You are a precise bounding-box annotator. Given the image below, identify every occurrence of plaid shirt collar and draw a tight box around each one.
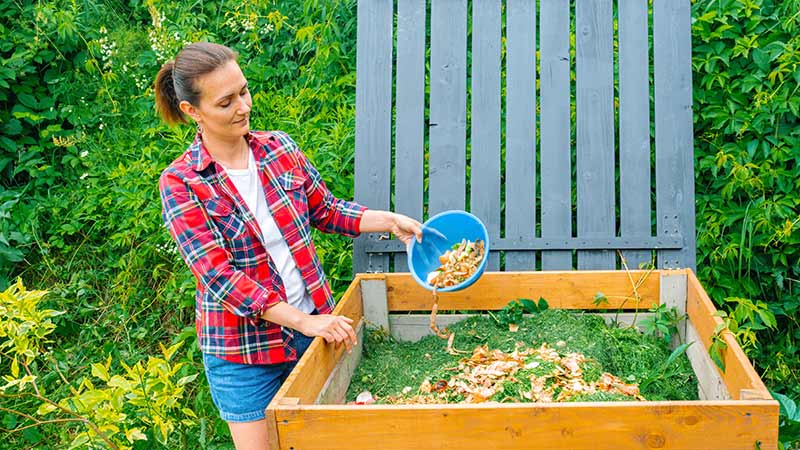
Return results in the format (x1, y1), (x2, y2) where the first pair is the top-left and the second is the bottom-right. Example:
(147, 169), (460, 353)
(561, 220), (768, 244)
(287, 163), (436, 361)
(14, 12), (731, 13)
(189, 131), (268, 172)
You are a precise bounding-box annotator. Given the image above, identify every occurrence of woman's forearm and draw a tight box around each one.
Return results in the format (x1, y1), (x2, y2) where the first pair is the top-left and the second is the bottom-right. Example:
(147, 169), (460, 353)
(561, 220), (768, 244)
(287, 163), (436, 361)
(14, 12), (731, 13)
(359, 209), (397, 233)
(260, 302), (308, 331)
(359, 209), (423, 245)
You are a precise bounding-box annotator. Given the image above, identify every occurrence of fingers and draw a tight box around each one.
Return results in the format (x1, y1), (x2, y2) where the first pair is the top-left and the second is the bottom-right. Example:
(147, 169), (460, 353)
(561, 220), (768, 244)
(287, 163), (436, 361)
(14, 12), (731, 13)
(343, 322), (358, 347)
(308, 315), (357, 352)
(332, 318), (357, 351)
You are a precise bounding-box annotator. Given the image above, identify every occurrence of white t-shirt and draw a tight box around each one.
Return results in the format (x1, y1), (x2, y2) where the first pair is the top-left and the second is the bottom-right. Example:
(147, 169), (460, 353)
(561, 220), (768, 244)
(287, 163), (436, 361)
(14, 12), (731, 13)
(221, 151), (316, 314)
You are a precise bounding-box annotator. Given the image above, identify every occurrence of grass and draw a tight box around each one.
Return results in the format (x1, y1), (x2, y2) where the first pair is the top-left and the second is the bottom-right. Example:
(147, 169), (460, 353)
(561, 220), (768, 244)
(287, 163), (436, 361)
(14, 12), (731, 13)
(346, 309), (698, 403)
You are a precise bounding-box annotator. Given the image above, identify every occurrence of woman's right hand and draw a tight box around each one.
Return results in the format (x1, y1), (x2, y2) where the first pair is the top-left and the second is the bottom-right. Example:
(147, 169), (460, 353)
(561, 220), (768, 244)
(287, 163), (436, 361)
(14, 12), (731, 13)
(299, 314), (358, 351)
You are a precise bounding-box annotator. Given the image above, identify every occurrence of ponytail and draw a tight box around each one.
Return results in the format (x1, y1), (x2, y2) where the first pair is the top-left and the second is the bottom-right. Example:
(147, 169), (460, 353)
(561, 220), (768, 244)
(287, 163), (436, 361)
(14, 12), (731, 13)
(154, 60), (186, 125)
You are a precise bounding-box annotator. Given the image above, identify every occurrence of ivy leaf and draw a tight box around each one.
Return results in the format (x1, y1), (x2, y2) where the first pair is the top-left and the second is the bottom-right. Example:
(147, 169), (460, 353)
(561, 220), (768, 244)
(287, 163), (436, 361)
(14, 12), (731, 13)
(752, 48), (771, 72)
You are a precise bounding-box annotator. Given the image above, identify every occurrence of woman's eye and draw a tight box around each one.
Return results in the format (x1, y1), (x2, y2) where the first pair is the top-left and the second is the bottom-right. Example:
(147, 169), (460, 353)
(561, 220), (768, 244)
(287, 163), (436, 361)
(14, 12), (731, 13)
(220, 101), (231, 108)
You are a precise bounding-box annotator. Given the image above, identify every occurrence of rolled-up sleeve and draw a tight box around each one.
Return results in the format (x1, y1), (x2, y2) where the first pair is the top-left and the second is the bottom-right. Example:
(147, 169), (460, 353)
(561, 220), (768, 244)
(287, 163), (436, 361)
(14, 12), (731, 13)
(159, 170), (282, 325)
(290, 141), (367, 237)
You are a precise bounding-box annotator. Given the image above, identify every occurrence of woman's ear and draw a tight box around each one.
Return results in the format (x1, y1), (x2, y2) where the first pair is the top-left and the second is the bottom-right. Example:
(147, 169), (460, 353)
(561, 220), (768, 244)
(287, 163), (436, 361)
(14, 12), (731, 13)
(179, 100), (201, 122)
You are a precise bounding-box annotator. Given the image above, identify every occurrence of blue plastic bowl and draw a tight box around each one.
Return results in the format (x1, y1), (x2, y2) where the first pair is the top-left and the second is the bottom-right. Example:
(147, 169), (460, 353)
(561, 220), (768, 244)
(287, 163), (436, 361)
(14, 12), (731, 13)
(407, 210), (490, 292)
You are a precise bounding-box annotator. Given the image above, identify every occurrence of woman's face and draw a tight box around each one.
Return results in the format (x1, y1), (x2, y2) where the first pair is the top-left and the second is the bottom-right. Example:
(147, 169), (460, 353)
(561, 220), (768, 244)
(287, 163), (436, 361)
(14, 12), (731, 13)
(188, 60), (252, 139)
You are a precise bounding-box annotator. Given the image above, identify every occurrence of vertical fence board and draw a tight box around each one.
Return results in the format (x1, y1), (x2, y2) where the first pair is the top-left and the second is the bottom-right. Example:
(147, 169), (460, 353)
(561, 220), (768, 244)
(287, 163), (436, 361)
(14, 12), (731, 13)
(505, 0), (537, 271)
(619, 0), (652, 269)
(429, 0), (468, 216)
(576, 0), (615, 269)
(540, 0), (572, 270)
(354, 0), (393, 274)
(394, 0), (427, 272)
(654, 0), (696, 270)
(471, 0), (502, 270)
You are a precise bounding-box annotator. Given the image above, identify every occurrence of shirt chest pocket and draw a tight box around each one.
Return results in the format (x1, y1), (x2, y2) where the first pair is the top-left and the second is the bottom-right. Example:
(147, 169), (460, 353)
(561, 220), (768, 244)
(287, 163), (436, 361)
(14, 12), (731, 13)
(203, 197), (247, 240)
(277, 168), (309, 220)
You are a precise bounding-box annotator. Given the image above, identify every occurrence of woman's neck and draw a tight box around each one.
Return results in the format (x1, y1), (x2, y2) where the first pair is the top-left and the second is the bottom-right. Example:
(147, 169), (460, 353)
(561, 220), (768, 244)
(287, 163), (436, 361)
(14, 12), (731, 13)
(202, 132), (249, 170)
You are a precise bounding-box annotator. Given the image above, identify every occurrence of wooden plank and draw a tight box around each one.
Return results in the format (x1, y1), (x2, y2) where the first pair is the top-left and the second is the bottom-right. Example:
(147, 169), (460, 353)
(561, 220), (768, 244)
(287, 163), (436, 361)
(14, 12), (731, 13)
(271, 276), (365, 405)
(654, 0), (696, 270)
(685, 319), (730, 400)
(390, 312), (656, 343)
(685, 271), (772, 400)
(618, 0), (653, 269)
(354, 0), (393, 274)
(428, 0), (467, 215)
(383, 271), (660, 311)
(470, 0), (502, 271)
(265, 407), (280, 450)
(539, 0), (572, 270)
(576, 0), (615, 270)
(504, 0), (537, 271)
(659, 271), (688, 347)
(317, 323), (365, 404)
(274, 401), (778, 450)
(394, 0), (426, 272)
(361, 279), (389, 331)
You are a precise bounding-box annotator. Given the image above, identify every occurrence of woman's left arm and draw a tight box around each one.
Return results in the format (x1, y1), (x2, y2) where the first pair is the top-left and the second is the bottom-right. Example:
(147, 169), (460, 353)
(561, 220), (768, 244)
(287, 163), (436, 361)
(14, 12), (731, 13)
(280, 133), (423, 243)
(359, 210), (422, 245)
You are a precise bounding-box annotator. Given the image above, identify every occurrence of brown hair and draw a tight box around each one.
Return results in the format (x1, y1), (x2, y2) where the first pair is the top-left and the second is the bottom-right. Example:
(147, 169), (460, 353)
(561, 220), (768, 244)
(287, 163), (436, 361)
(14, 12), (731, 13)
(154, 42), (238, 125)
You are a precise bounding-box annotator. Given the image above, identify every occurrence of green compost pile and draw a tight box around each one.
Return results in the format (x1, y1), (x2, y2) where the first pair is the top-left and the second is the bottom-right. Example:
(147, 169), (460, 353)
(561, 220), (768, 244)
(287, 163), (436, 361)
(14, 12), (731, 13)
(346, 308), (698, 404)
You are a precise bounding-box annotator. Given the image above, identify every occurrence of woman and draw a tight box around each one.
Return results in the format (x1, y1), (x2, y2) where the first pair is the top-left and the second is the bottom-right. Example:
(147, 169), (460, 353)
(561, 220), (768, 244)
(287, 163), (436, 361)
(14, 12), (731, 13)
(155, 42), (422, 449)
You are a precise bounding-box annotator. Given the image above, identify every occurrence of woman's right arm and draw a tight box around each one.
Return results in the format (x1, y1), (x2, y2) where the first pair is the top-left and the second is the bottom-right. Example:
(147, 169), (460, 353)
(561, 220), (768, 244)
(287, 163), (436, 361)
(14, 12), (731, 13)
(159, 170), (356, 349)
(160, 170), (282, 325)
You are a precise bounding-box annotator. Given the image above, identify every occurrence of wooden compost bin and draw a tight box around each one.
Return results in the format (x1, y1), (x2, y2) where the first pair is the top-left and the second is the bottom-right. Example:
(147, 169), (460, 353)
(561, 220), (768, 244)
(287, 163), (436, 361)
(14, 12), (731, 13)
(267, 270), (778, 450)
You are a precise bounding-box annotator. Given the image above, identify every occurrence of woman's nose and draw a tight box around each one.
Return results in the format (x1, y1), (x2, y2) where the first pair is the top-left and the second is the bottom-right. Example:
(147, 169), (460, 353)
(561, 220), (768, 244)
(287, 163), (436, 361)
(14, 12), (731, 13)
(237, 98), (251, 114)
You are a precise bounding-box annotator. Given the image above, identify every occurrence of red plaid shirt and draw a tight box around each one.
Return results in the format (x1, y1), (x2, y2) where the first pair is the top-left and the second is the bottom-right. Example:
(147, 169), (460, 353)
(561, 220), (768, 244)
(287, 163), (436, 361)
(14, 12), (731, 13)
(159, 130), (366, 364)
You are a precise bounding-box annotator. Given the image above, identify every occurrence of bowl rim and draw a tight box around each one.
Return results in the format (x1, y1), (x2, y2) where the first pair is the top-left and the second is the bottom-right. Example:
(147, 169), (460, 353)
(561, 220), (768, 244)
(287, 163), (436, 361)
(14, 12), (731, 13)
(406, 210), (490, 292)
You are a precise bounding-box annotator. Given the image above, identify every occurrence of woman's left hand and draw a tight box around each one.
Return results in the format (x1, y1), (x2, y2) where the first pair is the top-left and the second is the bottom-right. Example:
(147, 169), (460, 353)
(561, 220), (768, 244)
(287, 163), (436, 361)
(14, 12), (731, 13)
(389, 212), (423, 245)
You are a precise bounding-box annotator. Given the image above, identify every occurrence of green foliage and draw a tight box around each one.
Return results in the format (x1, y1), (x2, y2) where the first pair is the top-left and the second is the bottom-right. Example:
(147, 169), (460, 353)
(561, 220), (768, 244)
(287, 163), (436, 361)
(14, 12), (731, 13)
(0, 281), (198, 449)
(638, 342), (694, 393)
(639, 304), (686, 345)
(692, 2), (799, 442)
(773, 390), (800, 449)
(0, 279), (63, 367)
(2, 0), (360, 446)
(490, 298), (549, 329)
(692, 0), (800, 398)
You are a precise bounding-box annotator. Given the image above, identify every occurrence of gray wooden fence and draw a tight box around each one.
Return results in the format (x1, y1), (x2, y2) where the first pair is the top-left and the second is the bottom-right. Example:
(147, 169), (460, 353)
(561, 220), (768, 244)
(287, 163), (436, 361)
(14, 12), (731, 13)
(353, 0), (695, 274)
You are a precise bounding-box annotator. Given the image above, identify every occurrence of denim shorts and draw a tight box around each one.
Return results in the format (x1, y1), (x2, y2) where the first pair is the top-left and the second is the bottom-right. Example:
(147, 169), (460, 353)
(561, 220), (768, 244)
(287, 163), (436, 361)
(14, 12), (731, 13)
(202, 332), (314, 422)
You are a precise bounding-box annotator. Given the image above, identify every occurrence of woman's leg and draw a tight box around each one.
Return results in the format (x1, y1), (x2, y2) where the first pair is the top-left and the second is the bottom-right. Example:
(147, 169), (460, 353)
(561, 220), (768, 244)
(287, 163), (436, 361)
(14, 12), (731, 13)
(228, 420), (270, 450)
